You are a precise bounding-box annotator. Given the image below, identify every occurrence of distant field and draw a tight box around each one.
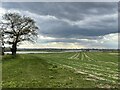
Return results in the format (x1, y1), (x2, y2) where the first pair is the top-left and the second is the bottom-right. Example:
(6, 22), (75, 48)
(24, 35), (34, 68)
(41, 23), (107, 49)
(2, 52), (119, 88)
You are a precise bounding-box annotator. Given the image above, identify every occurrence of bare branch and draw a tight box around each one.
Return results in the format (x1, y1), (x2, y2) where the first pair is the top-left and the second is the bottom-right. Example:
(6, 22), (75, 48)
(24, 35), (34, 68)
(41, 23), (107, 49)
(1, 13), (39, 55)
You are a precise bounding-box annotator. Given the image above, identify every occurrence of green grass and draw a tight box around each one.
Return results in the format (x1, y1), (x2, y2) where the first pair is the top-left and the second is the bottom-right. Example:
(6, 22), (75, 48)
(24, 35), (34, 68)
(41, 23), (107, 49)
(2, 52), (119, 88)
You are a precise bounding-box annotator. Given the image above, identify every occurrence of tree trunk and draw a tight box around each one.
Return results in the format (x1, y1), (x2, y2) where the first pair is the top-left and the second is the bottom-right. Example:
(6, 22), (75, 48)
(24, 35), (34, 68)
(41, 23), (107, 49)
(11, 43), (17, 55)
(2, 47), (5, 55)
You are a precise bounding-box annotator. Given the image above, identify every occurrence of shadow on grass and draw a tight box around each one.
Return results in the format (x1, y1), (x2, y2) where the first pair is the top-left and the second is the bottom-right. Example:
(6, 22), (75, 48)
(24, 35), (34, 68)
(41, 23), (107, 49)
(2, 54), (20, 61)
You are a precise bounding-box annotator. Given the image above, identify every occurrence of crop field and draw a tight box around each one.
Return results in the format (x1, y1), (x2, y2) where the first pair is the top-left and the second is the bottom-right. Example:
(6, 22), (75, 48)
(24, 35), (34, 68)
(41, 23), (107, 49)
(2, 52), (119, 88)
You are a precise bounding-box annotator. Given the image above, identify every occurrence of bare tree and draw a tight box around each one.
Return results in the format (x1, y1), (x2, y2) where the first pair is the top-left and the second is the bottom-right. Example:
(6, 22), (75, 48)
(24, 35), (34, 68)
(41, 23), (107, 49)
(2, 13), (38, 55)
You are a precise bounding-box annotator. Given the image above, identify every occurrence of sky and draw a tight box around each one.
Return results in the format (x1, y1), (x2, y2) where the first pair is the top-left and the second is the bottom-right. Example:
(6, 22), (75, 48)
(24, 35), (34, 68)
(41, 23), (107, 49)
(0, 2), (119, 49)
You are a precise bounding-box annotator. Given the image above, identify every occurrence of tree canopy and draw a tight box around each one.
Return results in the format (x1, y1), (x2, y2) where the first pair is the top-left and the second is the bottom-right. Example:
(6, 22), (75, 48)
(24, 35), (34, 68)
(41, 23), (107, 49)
(1, 13), (38, 55)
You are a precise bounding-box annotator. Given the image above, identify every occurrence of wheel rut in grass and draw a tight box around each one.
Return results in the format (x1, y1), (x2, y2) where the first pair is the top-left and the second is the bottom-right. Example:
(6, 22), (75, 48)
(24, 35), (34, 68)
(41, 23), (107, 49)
(68, 53), (80, 60)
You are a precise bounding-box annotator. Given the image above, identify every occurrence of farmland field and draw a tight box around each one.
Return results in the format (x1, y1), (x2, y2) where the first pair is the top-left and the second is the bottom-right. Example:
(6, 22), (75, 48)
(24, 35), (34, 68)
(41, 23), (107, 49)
(2, 52), (119, 88)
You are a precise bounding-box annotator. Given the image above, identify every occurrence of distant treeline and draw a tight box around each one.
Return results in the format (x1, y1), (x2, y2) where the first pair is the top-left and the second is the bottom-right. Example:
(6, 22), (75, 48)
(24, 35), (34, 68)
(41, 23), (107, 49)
(1, 47), (119, 52)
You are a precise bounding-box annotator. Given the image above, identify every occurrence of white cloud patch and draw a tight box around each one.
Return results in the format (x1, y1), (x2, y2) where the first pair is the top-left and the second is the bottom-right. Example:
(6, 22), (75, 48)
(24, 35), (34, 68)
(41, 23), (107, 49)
(19, 41), (85, 49)
(0, 7), (6, 21)
(18, 33), (118, 49)
(79, 33), (118, 49)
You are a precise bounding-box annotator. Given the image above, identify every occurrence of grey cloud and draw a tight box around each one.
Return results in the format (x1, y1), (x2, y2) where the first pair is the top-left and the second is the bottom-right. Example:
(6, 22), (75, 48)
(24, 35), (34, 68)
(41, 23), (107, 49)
(2, 2), (117, 21)
(2, 2), (118, 36)
(35, 16), (117, 39)
(2, 2), (118, 49)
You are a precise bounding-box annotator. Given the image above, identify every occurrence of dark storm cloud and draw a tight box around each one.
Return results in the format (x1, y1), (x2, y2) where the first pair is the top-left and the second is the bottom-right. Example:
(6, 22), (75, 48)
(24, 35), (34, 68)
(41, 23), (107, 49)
(2, 2), (117, 21)
(38, 20), (117, 39)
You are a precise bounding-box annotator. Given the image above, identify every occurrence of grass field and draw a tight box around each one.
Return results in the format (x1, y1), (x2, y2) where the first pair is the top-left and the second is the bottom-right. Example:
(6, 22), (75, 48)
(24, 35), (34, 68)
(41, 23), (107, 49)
(2, 52), (119, 88)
